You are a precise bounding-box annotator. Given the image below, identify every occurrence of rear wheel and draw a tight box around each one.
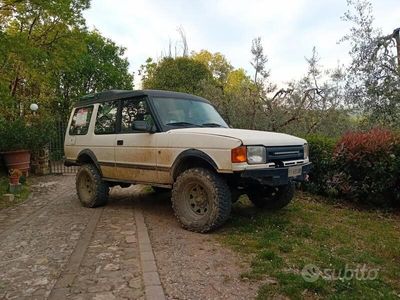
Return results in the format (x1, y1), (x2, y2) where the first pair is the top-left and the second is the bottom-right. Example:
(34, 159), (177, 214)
(76, 164), (109, 208)
(171, 168), (231, 233)
(247, 183), (295, 210)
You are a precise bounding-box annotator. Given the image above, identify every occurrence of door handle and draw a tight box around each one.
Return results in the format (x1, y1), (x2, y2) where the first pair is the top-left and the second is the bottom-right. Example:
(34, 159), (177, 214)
(117, 140), (124, 146)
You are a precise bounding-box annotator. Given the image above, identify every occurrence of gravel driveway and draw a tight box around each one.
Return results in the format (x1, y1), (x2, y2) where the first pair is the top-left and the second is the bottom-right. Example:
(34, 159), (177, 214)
(0, 175), (259, 300)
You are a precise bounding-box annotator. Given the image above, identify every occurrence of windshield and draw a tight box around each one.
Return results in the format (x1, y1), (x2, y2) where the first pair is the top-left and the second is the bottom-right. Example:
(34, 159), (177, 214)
(152, 97), (228, 128)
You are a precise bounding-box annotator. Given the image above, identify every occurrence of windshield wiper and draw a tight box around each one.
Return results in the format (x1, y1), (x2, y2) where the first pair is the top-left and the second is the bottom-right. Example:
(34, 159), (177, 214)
(202, 122), (224, 127)
(166, 121), (202, 127)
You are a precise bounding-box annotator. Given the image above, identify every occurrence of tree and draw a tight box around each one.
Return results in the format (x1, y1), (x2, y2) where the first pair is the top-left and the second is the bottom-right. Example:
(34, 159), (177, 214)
(141, 38), (353, 136)
(197, 68), (254, 127)
(341, 0), (400, 127)
(0, 0), (90, 117)
(225, 68), (250, 94)
(192, 50), (233, 85)
(177, 26), (188, 57)
(142, 56), (212, 94)
(268, 48), (350, 136)
(139, 57), (157, 85)
(250, 37), (270, 85)
(248, 37), (275, 129)
(0, 0), (133, 120)
(52, 30), (134, 118)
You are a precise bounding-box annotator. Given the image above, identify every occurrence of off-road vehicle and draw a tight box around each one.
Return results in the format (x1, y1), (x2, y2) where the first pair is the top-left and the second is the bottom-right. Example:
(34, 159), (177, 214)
(64, 90), (311, 232)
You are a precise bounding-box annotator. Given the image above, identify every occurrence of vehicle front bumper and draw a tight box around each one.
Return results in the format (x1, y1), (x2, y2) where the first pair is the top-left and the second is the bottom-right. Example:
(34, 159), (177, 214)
(240, 162), (312, 186)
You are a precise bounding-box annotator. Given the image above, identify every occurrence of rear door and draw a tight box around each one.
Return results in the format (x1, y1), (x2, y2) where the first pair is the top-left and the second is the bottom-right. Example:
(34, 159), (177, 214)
(91, 101), (118, 179)
(64, 106), (94, 159)
(114, 97), (158, 183)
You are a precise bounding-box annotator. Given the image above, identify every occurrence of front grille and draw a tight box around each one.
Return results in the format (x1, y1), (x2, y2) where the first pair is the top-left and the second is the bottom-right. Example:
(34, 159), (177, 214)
(266, 146), (304, 163)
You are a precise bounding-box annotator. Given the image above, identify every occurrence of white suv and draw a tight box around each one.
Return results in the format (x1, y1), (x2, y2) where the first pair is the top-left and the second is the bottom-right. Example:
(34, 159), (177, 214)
(64, 90), (311, 232)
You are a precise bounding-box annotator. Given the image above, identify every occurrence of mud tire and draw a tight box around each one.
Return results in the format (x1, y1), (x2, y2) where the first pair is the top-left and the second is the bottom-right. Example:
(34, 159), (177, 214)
(171, 168), (231, 233)
(76, 164), (109, 208)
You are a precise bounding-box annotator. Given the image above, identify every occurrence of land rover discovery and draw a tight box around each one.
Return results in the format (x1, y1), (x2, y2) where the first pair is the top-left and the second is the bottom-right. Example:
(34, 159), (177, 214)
(64, 90), (311, 232)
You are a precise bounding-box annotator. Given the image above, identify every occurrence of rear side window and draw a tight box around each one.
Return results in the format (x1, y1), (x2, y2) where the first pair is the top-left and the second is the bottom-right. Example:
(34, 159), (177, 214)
(95, 101), (118, 134)
(69, 106), (93, 135)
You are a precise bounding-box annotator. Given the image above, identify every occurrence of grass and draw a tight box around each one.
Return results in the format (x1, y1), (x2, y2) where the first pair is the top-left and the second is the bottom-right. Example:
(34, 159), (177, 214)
(218, 192), (400, 299)
(0, 176), (30, 209)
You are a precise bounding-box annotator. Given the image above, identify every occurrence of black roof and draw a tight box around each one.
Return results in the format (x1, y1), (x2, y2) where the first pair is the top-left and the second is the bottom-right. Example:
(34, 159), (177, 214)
(75, 89), (210, 107)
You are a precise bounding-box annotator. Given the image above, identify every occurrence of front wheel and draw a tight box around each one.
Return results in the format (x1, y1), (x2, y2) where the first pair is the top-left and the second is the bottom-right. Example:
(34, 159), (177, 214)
(76, 164), (109, 208)
(247, 183), (295, 210)
(171, 168), (232, 233)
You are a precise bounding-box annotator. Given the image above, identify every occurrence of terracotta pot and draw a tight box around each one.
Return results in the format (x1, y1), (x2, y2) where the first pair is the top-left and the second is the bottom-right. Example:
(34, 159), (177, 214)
(2, 150), (31, 175)
(9, 175), (20, 185)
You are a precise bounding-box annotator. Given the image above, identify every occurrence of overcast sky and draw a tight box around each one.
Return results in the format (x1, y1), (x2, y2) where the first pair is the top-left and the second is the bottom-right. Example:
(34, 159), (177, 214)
(83, 0), (400, 87)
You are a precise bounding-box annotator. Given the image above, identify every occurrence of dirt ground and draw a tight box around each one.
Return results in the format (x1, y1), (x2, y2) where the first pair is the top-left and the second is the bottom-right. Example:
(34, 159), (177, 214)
(0, 175), (259, 300)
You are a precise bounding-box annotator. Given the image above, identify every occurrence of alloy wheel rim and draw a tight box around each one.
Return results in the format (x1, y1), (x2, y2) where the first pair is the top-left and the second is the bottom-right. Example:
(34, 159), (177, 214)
(187, 183), (209, 216)
(79, 172), (94, 203)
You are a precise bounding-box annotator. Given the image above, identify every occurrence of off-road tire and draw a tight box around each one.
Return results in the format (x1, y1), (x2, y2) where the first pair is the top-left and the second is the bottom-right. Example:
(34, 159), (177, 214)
(248, 183), (295, 210)
(76, 164), (109, 208)
(171, 168), (232, 233)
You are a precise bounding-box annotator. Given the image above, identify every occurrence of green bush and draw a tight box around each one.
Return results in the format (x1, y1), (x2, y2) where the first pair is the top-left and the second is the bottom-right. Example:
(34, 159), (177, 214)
(0, 117), (55, 153)
(0, 118), (30, 151)
(303, 129), (400, 208)
(332, 129), (400, 207)
(29, 117), (56, 152)
(302, 135), (337, 195)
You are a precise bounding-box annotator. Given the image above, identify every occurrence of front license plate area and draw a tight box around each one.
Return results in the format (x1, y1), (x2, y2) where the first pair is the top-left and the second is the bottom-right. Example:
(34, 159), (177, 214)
(288, 166), (302, 177)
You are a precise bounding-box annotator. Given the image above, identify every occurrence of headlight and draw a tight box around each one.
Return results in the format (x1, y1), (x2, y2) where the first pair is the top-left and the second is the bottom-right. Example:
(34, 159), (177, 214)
(304, 143), (309, 159)
(247, 146), (266, 164)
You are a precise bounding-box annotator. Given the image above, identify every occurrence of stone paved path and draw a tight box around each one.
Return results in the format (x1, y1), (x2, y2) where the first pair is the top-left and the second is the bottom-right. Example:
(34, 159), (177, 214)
(0, 175), (259, 300)
(136, 192), (259, 300)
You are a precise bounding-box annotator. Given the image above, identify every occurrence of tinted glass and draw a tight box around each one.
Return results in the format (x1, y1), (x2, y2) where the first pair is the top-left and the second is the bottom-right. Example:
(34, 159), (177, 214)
(69, 106), (93, 135)
(121, 98), (154, 133)
(95, 101), (118, 134)
(152, 97), (228, 128)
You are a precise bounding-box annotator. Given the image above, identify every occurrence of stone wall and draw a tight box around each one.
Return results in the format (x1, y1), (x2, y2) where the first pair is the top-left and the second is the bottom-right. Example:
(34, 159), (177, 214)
(31, 147), (50, 175)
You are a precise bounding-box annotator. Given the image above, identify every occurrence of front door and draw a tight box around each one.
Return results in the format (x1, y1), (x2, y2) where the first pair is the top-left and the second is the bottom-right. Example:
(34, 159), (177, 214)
(114, 97), (158, 183)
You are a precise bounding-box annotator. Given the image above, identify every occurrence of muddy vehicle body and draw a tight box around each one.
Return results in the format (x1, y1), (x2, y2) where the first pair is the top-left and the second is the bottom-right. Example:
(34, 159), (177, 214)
(65, 90), (311, 232)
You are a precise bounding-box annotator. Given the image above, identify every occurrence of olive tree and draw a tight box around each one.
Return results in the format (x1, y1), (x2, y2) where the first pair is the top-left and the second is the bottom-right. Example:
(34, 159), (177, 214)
(341, 0), (400, 127)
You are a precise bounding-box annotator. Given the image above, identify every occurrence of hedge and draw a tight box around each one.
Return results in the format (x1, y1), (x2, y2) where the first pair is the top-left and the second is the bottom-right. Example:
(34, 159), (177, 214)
(303, 129), (400, 208)
(303, 135), (337, 196)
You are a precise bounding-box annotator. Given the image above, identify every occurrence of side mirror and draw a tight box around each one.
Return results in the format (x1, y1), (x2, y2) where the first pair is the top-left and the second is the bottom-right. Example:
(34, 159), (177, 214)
(132, 120), (155, 133)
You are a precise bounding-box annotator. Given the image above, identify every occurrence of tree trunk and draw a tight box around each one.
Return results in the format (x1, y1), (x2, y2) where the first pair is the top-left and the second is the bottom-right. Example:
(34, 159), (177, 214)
(393, 28), (400, 67)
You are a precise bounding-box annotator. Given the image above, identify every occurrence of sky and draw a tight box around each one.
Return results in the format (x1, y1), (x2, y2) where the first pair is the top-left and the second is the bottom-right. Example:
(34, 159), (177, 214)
(83, 0), (400, 87)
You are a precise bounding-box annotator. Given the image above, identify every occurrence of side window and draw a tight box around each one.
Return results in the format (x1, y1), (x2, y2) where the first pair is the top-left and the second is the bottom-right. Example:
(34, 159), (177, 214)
(121, 98), (154, 133)
(69, 106), (93, 135)
(95, 101), (118, 134)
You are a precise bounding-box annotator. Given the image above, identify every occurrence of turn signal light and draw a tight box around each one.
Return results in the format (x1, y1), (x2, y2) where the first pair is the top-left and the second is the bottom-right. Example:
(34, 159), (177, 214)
(231, 146), (247, 163)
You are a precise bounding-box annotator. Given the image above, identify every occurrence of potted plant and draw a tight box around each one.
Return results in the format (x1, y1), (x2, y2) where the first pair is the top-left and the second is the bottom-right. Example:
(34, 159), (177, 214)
(0, 118), (31, 175)
(8, 168), (22, 185)
(0, 114), (55, 176)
